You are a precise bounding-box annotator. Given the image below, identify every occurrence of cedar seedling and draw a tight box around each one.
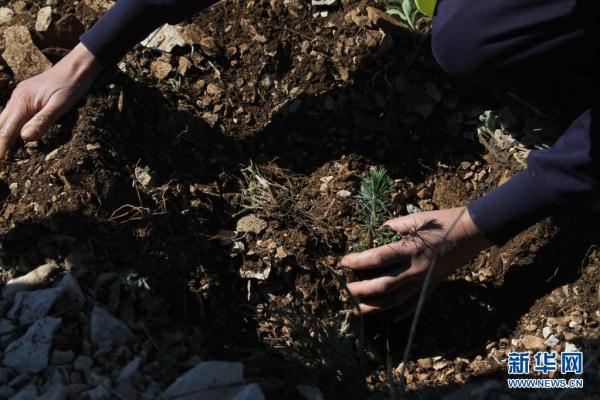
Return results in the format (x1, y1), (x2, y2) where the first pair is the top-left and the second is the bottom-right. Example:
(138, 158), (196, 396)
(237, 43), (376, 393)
(355, 168), (402, 249)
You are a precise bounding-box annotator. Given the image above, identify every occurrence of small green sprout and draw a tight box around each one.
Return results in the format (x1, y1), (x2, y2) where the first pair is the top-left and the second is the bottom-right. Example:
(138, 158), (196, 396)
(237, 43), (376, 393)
(383, 0), (423, 32)
(354, 168), (402, 249)
(167, 76), (184, 92)
(478, 110), (498, 137)
(122, 273), (151, 291)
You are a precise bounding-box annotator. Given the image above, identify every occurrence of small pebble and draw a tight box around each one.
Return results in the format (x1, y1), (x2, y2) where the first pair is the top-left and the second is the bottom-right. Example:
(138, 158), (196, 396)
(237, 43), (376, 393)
(51, 350), (75, 365)
(522, 335), (546, 351)
(70, 371), (84, 384)
(564, 342), (579, 352)
(542, 326), (552, 339)
(545, 335), (560, 347)
(568, 320), (579, 328)
(74, 355), (93, 372)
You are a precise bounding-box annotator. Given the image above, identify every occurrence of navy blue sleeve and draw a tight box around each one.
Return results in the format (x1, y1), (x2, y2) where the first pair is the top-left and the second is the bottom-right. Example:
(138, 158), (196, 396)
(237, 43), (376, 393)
(432, 0), (600, 244)
(468, 107), (600, 244)
(80, 0), (211, 66)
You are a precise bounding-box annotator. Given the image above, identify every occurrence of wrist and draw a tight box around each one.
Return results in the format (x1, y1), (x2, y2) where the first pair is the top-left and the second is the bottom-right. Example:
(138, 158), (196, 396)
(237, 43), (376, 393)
(461, 207), (493, 249)
(60, 43), (102, 82)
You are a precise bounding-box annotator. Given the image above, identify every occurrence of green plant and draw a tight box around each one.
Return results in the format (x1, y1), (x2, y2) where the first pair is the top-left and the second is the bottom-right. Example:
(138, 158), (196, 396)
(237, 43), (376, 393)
(478, 109), (498, 137)
(383, 0), (422, 31)
(238, 162), (293, 216)
(120, 272), (170, 323)
(122, 272), (151, 292)
(355, 168), (401, 249)
(167, 76), (184, 92)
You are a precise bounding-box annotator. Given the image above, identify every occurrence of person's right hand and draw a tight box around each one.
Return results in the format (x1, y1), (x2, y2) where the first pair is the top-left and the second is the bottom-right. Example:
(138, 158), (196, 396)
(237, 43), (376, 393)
(341, 207), (492, 318)
(0, 43), (101, 159)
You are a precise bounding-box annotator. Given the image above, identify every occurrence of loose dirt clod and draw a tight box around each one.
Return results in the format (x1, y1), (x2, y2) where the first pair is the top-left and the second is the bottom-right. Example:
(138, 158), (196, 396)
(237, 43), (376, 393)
(0, 8), (14, 25)
(141, 24), (186, 52)
(2, 25), (52, 80)
(35, 6), (52, 32)
(236, 214), (268, 235)
(521, 335), (546, 351)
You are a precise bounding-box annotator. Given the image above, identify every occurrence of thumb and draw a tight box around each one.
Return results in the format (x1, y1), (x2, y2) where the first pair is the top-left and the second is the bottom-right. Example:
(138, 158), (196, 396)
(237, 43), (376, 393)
(20, 97), (67, 142)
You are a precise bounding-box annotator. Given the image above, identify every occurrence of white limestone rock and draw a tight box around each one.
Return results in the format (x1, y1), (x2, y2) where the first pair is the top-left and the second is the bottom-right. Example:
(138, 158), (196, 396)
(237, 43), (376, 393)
(90, 306), (135, 346)
(3, 317), (61, 374)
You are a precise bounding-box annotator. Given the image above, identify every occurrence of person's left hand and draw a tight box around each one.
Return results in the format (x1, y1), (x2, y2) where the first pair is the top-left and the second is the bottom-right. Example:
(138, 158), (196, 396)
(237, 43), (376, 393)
(340, 207), (492, 318)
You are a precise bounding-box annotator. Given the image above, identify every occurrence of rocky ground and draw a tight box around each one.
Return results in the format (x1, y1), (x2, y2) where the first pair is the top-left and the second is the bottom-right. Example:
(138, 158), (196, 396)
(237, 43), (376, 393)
(0, 0), (598, 399)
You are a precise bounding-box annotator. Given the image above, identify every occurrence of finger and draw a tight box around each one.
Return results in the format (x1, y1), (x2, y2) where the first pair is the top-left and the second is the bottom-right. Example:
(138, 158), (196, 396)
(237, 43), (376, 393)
(0, 105), (34, 159)
(0, 85), (29, 131)
(347, 266), (414, 298)
(356, 282), (420, 315)
(341, 241), (411, 270)
(0, 106), (8, 128)
(0, 103), (15, 158)
(383, 214), (418, 233)
(21, 97), (67, 141)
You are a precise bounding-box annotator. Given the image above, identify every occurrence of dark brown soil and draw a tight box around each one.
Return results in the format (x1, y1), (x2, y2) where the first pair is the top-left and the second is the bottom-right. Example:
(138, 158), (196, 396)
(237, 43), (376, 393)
(0, 0), (598, 399)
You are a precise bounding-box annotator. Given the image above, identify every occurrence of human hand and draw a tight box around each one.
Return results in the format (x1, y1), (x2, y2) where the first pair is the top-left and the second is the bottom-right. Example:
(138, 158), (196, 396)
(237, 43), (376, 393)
(341, 207), (492, 317)
(0, 43), (101, 158)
